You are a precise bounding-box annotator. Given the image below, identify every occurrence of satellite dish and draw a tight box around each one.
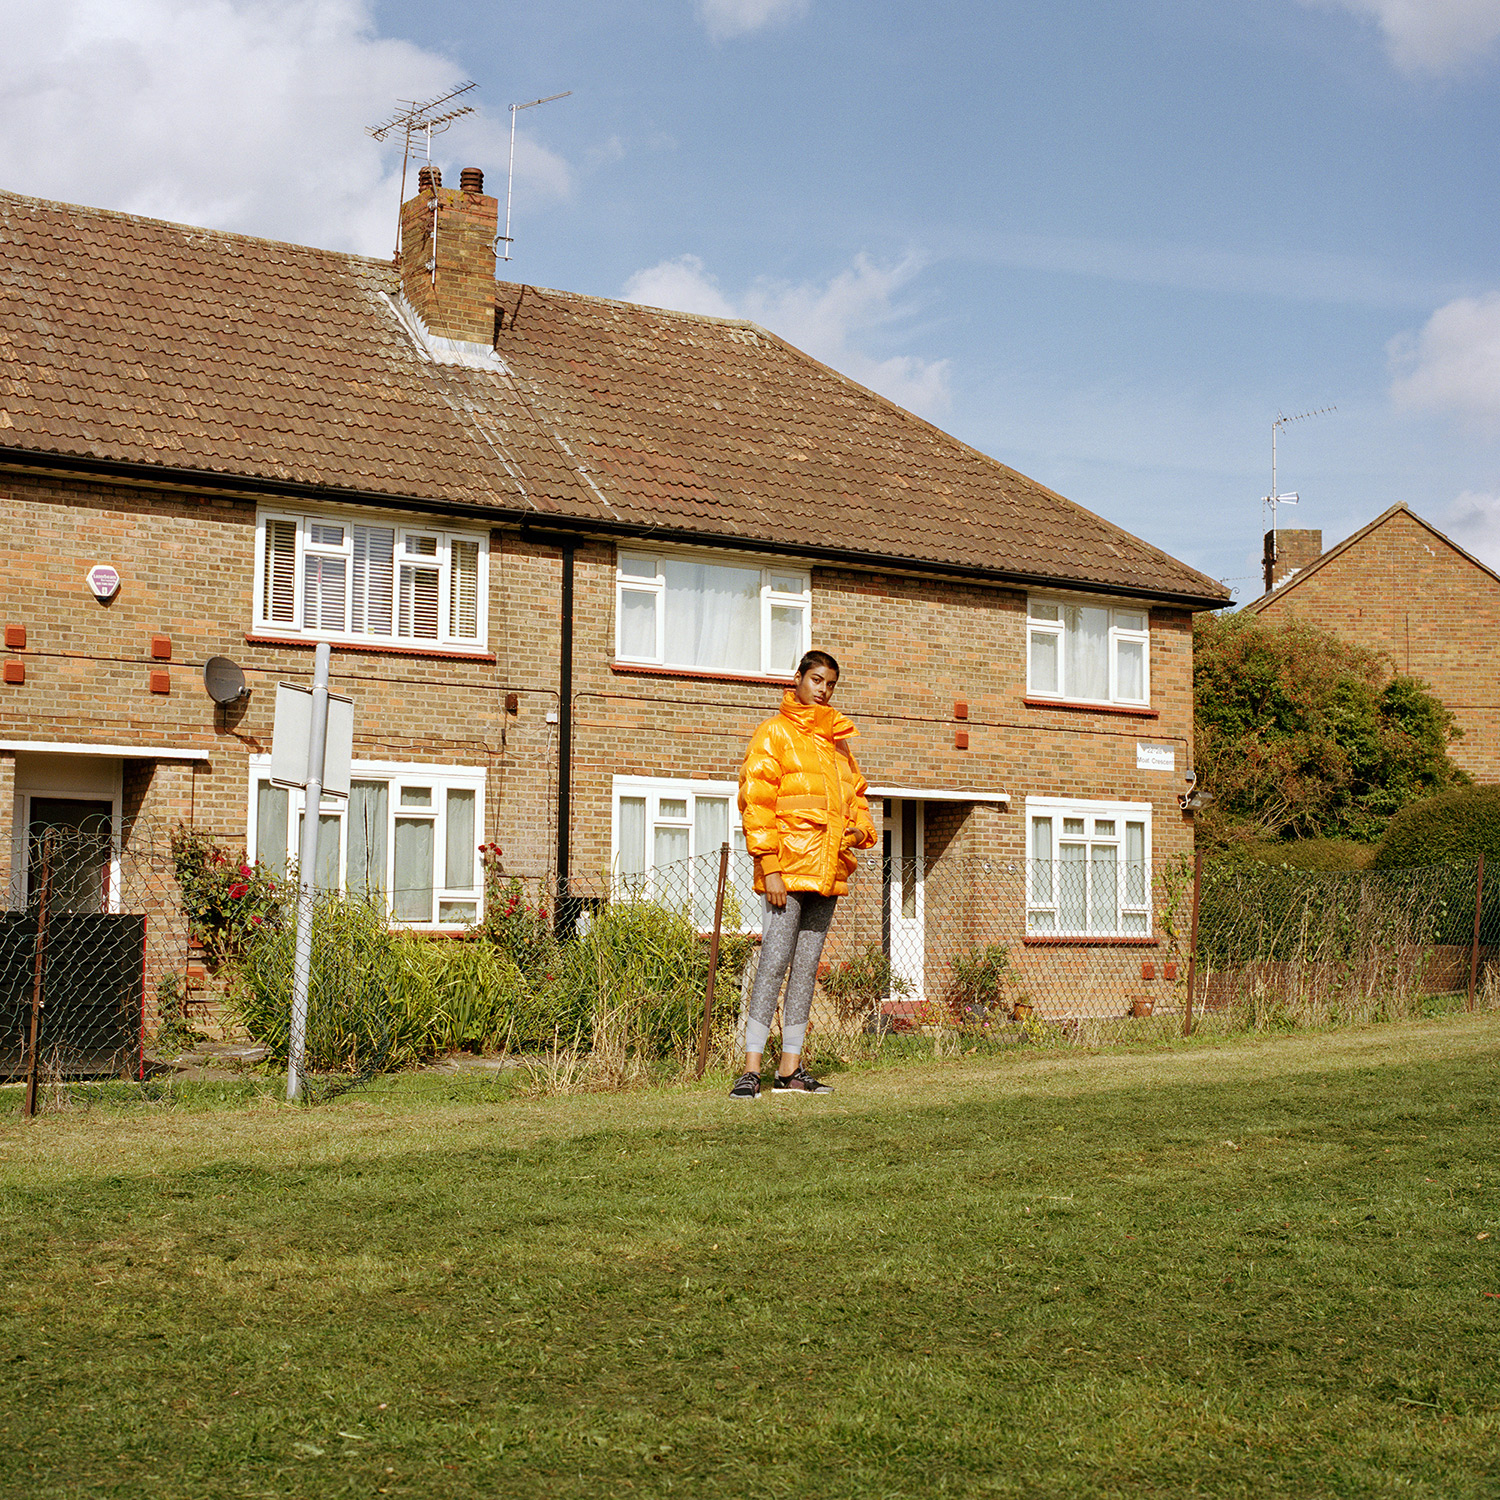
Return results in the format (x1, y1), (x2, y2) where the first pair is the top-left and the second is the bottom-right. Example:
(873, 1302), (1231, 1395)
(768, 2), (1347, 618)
(203, 656), (249, 705)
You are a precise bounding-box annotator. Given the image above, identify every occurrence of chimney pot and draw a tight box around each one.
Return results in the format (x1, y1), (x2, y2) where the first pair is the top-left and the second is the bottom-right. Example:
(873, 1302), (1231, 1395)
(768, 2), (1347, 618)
(460, 166), (484, 194)
(417, 165), (442, 194)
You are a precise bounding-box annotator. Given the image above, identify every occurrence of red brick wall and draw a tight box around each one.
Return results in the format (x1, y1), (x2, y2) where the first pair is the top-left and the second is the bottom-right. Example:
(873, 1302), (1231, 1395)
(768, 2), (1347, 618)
(399, 180), (500, 347)
(1252, 509), (1500, 782)
(0, 471), (1203, 1021)
(0, 473), (546, 859)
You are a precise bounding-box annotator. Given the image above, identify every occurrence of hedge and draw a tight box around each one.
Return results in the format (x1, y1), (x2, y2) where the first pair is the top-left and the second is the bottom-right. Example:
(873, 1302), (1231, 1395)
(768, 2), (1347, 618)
(1372, 785), (1500, 870)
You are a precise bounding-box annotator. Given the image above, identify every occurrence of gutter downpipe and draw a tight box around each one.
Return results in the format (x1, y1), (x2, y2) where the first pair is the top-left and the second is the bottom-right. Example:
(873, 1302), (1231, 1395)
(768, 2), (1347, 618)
(556, 538), (578, 939)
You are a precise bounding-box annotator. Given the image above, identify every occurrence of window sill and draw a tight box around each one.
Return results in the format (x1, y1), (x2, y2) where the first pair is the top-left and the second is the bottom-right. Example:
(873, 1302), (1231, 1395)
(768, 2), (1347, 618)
(1023, 935), (1159, 947)
(610, 662), (795, 688)
(1022, 696), (1159, 719)
(246, 634), (496, 664)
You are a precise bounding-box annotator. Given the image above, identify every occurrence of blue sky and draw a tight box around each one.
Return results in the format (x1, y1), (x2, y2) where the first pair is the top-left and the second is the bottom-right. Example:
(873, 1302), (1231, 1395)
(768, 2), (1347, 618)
(6, 0), (1500, 599)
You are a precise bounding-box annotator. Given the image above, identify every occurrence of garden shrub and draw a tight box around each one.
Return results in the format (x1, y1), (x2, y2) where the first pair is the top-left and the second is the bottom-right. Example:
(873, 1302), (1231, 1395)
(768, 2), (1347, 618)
(947, 941), (1027, 1027)
(232, 895), (566, 1072)
(820, 945), (911, 1026)
(1372, 785), (1500, 870)
(229, 882), (752, 1076)
(170, 826), (281, 967)
(562, 896), (752, 1060)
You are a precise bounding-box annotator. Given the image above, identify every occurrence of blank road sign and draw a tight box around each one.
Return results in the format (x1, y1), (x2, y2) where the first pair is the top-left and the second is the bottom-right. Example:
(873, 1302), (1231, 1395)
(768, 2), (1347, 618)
(269, 682), (355, 796)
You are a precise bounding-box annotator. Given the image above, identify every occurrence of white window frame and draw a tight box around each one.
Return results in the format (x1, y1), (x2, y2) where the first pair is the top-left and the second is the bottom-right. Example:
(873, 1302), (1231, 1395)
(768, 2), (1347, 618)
(1024, 796), (1152, 938)
(614, 546), (811, 678)
(253, 505), (489, 651)
(247, 757), (485, 930)
(1026, 595), (1150, 706)
(611, 775), (759, 931)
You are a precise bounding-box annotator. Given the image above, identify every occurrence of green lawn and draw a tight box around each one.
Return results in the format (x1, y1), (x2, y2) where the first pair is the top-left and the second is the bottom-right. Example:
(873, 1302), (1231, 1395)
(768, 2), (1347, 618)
(3, 1017), (1498, 1499)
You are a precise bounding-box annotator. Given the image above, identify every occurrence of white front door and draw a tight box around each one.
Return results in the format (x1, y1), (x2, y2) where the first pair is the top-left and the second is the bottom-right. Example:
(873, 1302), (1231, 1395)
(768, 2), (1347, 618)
(886, 798), (925, 1003)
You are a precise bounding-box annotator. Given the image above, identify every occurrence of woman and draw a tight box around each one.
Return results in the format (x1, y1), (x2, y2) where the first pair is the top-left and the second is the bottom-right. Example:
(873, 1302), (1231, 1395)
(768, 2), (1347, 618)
(730, 649), (877, 1098)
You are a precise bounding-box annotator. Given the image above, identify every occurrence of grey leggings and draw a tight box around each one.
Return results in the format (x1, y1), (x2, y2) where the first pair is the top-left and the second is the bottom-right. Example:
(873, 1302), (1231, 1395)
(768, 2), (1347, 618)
(744, 891), (837, 1058)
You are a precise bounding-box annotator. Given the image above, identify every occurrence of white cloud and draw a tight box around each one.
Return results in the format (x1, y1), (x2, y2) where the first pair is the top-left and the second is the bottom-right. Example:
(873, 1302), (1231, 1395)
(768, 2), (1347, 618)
(1303, 0), (1500, 74)
(0, 0), (571, 256)
(622, 254), (739, 318)
(697, 0), (810, 43)
(1389, 292), (1500, 428)
(621, 252), (952, 416)
(1443, 490), (1500, 569)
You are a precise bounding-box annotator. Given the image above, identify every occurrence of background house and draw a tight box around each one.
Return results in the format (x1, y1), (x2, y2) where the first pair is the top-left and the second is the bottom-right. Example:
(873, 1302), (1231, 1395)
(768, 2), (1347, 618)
(0, 170), (1229, 1028)
(1247, 505), (1500, 784)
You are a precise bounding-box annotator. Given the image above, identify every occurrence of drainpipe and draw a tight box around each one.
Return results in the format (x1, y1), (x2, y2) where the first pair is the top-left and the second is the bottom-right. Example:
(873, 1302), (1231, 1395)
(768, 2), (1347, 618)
(556, 538), (578, 939)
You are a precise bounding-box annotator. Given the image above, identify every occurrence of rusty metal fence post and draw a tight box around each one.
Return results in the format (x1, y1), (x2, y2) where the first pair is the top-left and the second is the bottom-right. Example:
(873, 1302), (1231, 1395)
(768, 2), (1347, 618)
(1182, 850), (1202, 1038)
(1468, 851), (1486, 1014)
(695, 842), (731, 1079)
(23, 833), (55, 1119)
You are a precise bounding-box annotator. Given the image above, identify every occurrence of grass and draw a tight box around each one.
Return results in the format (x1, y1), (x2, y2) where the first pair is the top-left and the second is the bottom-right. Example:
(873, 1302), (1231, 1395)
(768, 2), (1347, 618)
(2, 1015), (1498, 1498)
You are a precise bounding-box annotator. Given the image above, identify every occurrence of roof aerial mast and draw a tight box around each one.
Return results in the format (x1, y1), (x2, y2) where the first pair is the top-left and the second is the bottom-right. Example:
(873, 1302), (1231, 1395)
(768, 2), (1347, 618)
(367, 81), (479, 260)
(500, 91), (572, 262)
(1262, 405), (1335, 593)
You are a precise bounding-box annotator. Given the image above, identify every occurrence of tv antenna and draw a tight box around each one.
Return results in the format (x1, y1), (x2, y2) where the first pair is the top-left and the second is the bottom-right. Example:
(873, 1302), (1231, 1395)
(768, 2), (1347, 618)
(500, 91), (572, 261)
(1262, 405), (1335, 592)
(367, 80), (479, 259)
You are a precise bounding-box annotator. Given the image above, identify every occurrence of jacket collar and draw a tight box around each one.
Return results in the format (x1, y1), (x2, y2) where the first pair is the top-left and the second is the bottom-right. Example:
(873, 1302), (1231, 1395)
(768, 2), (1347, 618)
(779, 690), (856, 742)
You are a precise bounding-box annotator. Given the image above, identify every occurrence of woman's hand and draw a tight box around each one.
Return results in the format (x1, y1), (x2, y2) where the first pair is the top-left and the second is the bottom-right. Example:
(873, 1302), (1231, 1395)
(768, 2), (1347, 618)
(764, 871), (788, 909)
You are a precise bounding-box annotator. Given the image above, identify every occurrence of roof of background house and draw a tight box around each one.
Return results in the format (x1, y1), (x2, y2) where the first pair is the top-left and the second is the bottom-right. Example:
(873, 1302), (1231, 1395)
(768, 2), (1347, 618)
(1242, 503), (1500, 613)
(0, 189), (1229, 606)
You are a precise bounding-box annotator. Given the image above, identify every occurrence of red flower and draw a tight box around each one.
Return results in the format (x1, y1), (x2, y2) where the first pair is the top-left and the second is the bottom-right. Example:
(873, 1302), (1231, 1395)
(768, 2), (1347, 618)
(250, 913), (263, 926)
(239, 863), (252, 878)
(228, 882), (249, 900)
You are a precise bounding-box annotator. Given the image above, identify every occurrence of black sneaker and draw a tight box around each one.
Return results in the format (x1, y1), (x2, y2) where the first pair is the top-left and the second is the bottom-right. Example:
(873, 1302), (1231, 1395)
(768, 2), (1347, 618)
(772, 1067), (832, 1094)
(728, 1071), (762, 1100)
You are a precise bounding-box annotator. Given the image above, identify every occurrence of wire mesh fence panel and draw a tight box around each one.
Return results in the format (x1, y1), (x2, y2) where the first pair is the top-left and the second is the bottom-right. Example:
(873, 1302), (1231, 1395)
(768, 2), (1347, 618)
(691, 852), (1496, 1051)
(8, 826), (1493, 1098)
(2, 828), (189, 1084)
(1193, 860), (1495, 1026)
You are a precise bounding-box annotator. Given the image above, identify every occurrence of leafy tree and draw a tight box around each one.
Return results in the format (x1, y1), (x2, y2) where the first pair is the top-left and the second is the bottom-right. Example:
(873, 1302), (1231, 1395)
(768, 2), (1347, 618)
(1193, 613), (1466, 845)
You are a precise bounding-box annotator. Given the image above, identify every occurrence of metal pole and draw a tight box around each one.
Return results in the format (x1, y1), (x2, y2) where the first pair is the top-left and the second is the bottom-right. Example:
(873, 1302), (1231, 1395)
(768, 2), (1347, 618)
(555, 541), (577, 939)
(23, 833), (54, 1119)
(288, 643), (332, 1102)
(1182, 850), (1202, 1038)
(1467, 851), (1485, 1014)
(696, 842), (731, 1080)
(504, 105), (518, 261)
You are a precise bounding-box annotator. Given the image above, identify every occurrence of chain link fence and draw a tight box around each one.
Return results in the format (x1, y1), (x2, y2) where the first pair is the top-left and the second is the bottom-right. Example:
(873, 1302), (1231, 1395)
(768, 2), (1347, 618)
(3, 827), (191, 1100)
(6, 829), (1496, 1106)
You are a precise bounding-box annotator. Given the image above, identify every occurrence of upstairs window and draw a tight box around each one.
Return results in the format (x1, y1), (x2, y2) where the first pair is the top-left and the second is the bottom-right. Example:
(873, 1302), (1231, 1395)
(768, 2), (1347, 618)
(615, 549), (810, 677)
(256, 509), (486, 650)
(1026, 798), (1151, 937)
(1027, 597), (1149, 706)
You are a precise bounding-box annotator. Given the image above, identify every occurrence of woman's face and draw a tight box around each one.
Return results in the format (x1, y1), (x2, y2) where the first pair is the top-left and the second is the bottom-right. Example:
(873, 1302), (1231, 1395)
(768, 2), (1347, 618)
(794, 662), (838, 706)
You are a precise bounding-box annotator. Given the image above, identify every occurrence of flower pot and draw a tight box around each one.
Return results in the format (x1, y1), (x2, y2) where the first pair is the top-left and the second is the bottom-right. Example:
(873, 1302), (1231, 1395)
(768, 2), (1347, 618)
(1131, 997), (1154, 1018)
(1012, 1001), (1034, 1022)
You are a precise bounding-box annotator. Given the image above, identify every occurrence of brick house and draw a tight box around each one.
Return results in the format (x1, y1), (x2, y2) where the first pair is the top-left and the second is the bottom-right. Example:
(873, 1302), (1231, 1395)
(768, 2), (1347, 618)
(1246, 505), (1500, 784)
(0, 170), (1229, 1027)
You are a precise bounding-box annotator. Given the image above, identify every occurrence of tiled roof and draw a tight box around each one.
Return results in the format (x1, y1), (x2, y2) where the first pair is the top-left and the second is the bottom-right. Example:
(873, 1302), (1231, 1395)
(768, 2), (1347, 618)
(0, 190), (1229, 605)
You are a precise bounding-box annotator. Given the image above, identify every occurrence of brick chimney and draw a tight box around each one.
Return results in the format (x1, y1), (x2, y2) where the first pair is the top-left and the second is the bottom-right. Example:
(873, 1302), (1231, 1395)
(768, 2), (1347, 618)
(1262, 528), (1323, 593)
(398, 165), (498, 349)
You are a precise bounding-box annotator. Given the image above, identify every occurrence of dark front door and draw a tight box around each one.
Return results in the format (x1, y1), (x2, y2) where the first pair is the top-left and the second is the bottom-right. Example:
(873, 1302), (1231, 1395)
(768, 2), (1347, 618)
(28, 799), (113, 914)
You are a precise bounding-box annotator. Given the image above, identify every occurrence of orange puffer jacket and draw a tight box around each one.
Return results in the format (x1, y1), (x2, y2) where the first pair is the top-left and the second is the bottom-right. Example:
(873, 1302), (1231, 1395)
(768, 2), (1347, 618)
(739, 692), (878, 896)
